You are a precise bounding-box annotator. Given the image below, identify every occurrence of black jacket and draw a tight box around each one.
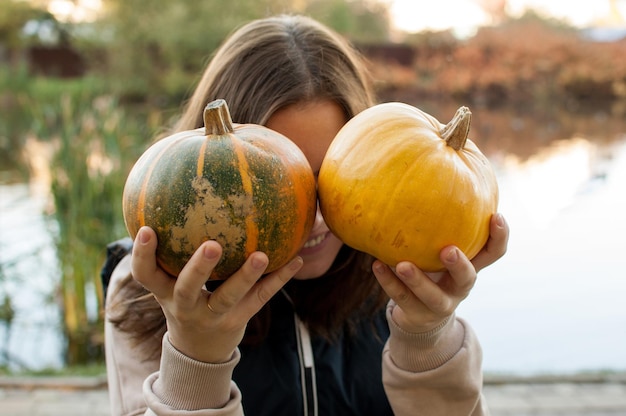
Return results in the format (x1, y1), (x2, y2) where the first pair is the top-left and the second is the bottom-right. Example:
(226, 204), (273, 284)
(234, 291), (392, 416)
(101, 239), (393, 416)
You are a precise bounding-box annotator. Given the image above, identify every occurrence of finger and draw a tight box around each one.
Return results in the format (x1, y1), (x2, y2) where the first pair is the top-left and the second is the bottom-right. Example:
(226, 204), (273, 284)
(131, 226), (173, 298)
(395, 261), (453, 315)
(239, 256), (303, 317)
(209, 251), (269, 314)
(439, 246), (476, 297)
(372, 261), (434, 311)
(472, 213), (509, 272)
(372, 261), (409, 303)
(173, 240), (222, 306)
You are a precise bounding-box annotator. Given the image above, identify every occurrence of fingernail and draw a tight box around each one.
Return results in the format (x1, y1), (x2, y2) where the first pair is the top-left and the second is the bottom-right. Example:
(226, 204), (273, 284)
(203, 243), (219, 260)
(396, 264), (411, 279)
(445, 247), (459, 264)
(252, 255), (268, 270)
(289, 256), (303, 271)
(495, 213), (505, 228)
(138, 227), (150, 244)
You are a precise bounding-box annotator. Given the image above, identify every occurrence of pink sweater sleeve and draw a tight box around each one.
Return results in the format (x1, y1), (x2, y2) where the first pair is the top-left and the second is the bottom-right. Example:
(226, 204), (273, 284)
(382, 301), (489, 416)
(142, 335), (244, 415)
(107, 258), (487, 414)
(105, 256), (244, 416)
(105, 255), (159, 415)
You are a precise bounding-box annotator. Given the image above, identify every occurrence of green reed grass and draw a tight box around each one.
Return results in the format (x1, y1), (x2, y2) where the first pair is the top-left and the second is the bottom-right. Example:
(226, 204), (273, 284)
(21, 80), (163, 365)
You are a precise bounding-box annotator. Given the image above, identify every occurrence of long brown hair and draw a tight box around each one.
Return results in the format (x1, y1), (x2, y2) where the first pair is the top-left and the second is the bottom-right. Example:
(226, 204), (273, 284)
(108, 14), (387, 355)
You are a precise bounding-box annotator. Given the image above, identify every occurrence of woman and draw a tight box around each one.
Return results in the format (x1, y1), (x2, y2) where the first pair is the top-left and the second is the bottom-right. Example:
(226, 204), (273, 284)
(104, 14), (509, 416)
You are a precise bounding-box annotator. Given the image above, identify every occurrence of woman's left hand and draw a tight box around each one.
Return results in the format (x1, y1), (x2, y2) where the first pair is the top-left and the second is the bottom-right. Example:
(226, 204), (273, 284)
(373, 212), (509, 333)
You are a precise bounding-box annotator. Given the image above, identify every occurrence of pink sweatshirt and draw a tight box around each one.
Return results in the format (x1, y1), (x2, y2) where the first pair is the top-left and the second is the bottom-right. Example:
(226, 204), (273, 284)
(105, 255), (489, 415)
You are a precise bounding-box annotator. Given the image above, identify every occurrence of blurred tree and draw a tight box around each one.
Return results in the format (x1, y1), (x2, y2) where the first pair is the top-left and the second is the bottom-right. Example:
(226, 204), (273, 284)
(305, 0), (390, 43)
(95, 0), (277, 101)
(94, 0), (390, 103)
(0, 0), (53, 65)
(0, 0), (42, 47)
(475, 0), (507, 25)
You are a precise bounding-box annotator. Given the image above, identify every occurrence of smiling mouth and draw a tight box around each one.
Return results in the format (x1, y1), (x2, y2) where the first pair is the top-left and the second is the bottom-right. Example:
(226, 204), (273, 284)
(302, 233), (326, 249)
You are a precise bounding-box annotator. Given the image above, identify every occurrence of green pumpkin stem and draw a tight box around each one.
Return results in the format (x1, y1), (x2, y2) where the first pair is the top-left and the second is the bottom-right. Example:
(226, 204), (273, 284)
(204, 99), (235, 135)
(441, 106), (471, 150)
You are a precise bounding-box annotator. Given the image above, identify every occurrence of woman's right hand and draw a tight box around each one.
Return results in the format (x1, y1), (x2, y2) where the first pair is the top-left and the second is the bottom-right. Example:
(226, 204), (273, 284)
(131, 226), (303, 363)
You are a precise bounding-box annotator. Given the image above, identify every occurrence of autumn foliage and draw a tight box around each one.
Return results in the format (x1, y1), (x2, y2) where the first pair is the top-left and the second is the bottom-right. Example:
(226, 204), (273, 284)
(368, 17), (626, 106)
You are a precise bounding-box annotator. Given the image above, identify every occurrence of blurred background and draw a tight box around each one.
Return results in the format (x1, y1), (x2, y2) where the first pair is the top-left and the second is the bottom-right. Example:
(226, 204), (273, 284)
(0, 0), (625, 376)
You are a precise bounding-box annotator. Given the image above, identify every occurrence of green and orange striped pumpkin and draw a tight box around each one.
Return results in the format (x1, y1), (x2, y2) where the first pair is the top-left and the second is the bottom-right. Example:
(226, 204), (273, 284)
(122, 99), (317, 279)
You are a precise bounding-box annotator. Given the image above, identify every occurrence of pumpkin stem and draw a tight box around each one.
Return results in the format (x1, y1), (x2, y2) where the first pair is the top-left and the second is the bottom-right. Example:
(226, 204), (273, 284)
(204, 99), (235, 135)
(440, 106), (471, 150)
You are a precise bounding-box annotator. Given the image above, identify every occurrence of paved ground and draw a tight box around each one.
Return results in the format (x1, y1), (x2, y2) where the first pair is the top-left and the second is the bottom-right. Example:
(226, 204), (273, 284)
(483, 373), (626, 416)
(0, 373), (625, 415)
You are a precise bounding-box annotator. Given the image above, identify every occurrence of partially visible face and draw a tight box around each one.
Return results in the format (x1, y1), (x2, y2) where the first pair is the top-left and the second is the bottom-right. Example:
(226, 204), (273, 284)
(265, 100), (347, 280)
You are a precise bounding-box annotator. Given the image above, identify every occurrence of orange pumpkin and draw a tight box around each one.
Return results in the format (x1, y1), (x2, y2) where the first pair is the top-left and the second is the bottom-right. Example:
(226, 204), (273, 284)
(123, 99), (317, 279)
(318, 103), (498, 272)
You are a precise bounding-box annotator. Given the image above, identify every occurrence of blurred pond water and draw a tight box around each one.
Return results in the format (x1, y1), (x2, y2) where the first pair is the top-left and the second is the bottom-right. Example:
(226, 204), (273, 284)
(418, 99), (626, 375)
(0, 182), (64, 370)
(462, 134), (626, 375)
(1, 99), (625, 374)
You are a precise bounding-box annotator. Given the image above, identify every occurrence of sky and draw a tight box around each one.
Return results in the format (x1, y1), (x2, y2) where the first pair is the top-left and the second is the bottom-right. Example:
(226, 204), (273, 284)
(48, 0), (626, 33)
(389, 0), (626, 34)
(47, 0), (101, 22)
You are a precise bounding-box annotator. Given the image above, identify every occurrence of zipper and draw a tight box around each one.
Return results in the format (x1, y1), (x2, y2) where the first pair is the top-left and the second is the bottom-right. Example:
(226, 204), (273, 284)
(284, 290), (318, 416)
(295, 315), (318, 416)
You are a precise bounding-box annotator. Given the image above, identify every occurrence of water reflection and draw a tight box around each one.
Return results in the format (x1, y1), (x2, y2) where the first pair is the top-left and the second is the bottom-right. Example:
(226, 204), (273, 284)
(402, 98), (626, 159)
(0, 183), (64, 370)
(1, 99), (625, 374)
(501, 137), (613, 229)
(459, 133), (626, 375)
